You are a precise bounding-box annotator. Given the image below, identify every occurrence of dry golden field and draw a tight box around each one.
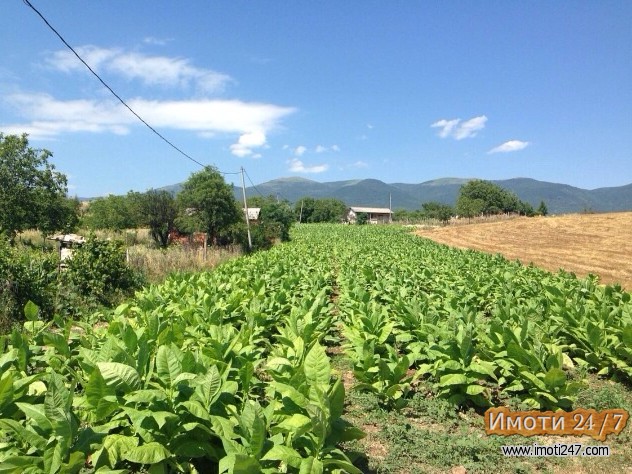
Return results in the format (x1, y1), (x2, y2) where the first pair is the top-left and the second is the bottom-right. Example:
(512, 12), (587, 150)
(415, 211), (632, 290)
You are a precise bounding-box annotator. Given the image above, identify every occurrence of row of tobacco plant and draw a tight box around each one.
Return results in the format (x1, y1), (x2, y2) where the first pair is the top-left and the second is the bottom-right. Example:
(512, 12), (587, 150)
(1, 224), (631, 472)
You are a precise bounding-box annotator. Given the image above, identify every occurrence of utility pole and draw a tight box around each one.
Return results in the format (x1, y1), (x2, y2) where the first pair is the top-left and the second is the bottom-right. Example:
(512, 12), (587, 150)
(240, 167), (252, 250)
(389, 193), (392, 223)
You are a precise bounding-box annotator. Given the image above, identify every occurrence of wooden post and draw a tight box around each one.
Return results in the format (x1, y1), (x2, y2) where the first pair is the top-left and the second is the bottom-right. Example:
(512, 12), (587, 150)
(204, 233), (208, 261)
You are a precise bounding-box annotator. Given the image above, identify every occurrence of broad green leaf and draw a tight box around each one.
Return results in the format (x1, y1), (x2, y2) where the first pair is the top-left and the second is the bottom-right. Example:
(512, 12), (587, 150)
(249, 411), (266, 458)
(465, 384), (487, 396)
(543, 368), (567, 389)
(151, 411), (178, 429)
(270, 382), (308, 407)
(43, 437), (64, 474)
(24, 301), (39, 322)
(61, 451), (85, 474)
(438, 373), (468, 386)
(261, 445), (303, 468)
(328, 377), (345, 420)
(156, 344), (183, 388)
(220, 453), (262, 474)
(124, 442), (171, 464)
(321, 457), (363, 474)
(86, 369), (117, 420)
(179, 400), (210, 421)
(42, 332), (70, 358)
(0, 350), (17, 373)
(124, 389), (168, 405)
(519, 370), (547, 391)
(304, 342), (330, 386)
(0, 419), (47, 451)
(103, 434), (139, 464)
(299, 456), (323, 474)
(16, 403), (53, 433)
(272, 413), (312, 436)
(97, 362), (141, 393)
(0, 370), (14, 411)
(622, 325), (632, 347)
(0, 456), (44, 473)
(327, 418), (366, 444)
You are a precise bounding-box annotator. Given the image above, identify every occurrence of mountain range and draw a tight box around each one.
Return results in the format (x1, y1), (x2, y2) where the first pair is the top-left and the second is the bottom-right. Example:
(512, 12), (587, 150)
(160, 177), (632, 215)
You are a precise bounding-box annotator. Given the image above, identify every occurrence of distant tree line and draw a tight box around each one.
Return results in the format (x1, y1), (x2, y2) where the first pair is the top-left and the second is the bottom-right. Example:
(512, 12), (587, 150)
(1, 133), (548, 251)
(394, 180), (548, 224)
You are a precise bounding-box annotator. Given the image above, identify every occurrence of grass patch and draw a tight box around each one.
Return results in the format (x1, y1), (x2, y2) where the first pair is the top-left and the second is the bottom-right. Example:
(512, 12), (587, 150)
(339, 372), (632, 473)
(126, 244), (239, 282)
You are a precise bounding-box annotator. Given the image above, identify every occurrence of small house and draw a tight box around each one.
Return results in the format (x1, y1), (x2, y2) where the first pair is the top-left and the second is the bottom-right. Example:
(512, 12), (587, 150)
(346, 207), (392, 224)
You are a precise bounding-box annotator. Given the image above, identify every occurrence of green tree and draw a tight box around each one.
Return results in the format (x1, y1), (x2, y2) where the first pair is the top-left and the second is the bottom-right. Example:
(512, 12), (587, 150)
(456, 197), (485, 218)
(82, 192), (145, 231)
(260, 201), (295, 241)
(295, 197), (347, 223)
(247, 195), (277, 209)
(356, 212), (368, 225)
(0, 133), (71, 241)
(295, 197), (316, 222)
(421, 201), (454, 224)
(537, 200), (549, 216)
(139, 190), (178, 248)
(176, 167), (241, 245)
(39, 197), (81, 236)
(456, 180), (532, 216)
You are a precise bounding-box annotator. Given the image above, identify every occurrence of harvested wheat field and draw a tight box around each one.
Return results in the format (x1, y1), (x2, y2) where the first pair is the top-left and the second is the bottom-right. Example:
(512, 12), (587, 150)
(415, 211), (632, 290)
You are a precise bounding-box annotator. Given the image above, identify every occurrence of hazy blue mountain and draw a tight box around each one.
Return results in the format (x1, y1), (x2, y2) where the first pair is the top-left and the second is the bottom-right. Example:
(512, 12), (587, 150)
(151, 176), (632, 214)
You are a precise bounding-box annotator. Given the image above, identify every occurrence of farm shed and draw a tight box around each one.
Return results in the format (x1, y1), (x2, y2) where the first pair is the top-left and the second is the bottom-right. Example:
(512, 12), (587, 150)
(346, 207), (393, 224)
(244, 207), (261, 223)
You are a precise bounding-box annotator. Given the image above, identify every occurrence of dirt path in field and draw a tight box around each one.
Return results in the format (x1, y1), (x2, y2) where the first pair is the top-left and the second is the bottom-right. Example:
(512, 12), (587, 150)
(414, 212), (632, 290)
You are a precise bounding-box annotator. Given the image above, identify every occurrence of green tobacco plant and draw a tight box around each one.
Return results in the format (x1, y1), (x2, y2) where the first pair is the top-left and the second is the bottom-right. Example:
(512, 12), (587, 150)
(429, 323), (497, 407)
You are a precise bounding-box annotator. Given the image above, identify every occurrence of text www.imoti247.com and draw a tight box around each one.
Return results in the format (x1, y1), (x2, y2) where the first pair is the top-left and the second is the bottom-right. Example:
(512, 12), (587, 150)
(501, 443), (610, 457)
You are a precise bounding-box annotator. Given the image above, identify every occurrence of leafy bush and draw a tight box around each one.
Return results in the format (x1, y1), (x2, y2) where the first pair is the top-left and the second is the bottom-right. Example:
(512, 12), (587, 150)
(0, 238), (58, 331)
(65, 237), (145, 307)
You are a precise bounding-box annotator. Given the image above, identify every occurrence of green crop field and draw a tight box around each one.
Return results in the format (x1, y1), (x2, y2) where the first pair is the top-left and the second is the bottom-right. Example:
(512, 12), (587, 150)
(1, 224), (631, 473)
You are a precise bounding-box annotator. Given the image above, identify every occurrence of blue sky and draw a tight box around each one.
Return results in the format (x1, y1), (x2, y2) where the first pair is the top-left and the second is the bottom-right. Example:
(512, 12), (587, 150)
(1, 1), (631, 197)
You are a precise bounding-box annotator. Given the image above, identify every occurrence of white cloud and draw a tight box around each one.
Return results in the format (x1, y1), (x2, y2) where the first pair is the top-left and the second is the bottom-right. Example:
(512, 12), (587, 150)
(488, 140), (530, 154)
(2, 92), (296, 152)
(431, 115), (487, 140)
(351, 160), (368, 168)
(230, 130), (267, 157)
(48, 45), (232, 93)
(314, 144), (341, 153)
(143, 36), (172, 46)
(294, 145), (307, 156)
(454, 116), (487, 139)
(288, 158), (328, 173)
(431, 118), (460, 138)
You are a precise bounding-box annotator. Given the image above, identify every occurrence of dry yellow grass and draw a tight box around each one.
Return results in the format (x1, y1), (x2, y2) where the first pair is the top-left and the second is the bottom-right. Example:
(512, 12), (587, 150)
(415, 211), (632, 290)
(127, 245), (240, 282)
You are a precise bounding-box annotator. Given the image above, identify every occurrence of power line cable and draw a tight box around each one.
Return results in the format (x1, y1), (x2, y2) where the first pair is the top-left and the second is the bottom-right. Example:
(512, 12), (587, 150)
(23, 0), (241, 177)
(244, 169), (266, 198)
(244, 169), (292, 204)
